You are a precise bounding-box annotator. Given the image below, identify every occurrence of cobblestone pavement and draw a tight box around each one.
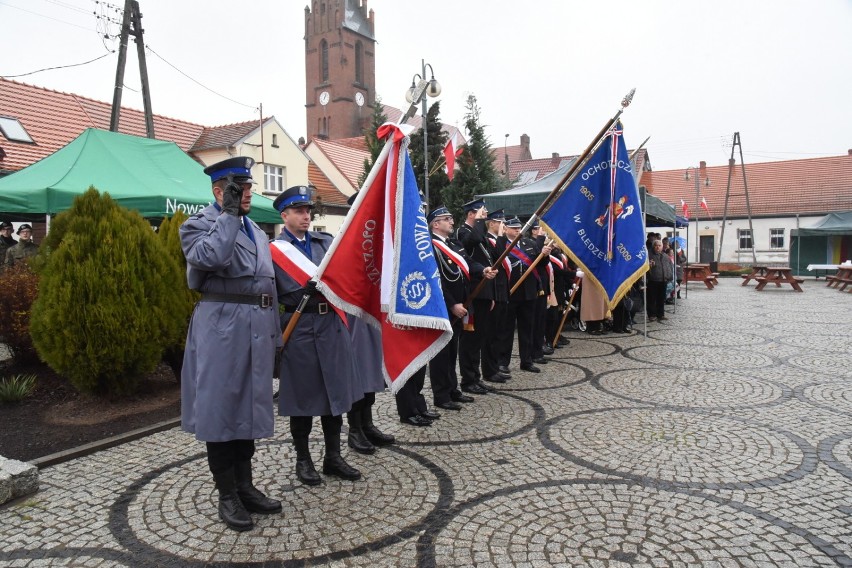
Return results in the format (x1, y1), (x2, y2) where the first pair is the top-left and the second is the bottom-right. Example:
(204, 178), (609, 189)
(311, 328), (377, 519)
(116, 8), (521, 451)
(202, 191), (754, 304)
(2, 278), (851, 567)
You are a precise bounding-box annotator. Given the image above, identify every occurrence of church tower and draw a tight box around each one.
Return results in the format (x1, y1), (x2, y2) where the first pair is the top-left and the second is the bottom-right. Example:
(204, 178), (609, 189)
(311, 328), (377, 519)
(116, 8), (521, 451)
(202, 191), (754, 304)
(304, 0), (376, 141)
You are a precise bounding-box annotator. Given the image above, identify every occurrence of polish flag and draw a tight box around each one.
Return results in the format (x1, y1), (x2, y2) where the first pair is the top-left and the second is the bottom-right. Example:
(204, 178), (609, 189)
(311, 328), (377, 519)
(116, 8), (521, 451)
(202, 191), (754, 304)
(443, 132), (462, 181)
(700, 197), (711, 218)
(680, 199), (689, 220)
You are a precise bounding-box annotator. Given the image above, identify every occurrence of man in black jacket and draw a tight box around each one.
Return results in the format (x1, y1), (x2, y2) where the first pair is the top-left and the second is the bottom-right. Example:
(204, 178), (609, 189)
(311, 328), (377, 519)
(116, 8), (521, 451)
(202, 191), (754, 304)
(428, 206), (497, 410)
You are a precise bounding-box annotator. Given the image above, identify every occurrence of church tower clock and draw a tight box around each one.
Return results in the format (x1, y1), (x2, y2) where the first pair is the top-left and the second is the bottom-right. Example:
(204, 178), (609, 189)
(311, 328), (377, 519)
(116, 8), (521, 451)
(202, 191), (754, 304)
(304, 0), (376, 141)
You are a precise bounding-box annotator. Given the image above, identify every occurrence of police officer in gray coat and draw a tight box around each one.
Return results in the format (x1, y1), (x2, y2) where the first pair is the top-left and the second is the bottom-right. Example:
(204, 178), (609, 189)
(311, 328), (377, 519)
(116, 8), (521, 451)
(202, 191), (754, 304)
(273, 186), (362, 486)
(180, 157), (282, 532)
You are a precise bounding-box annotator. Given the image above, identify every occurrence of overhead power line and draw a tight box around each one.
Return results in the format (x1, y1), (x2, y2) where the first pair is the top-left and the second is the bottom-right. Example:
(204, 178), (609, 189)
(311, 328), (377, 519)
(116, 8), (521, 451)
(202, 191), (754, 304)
(1, 52), (112, 78)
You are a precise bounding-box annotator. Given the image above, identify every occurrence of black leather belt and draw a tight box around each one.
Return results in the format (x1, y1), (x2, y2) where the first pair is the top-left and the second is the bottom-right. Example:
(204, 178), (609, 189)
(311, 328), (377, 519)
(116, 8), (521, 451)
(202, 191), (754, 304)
(283, 302), (330, 314)
(200, 292), (274, 308)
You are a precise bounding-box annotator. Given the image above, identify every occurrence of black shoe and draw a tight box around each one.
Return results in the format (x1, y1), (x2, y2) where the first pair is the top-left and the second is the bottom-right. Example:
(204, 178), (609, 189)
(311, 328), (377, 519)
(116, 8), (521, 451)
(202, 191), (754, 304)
(347, 428), (376, 455)
(461, 384), (489, 395)
(234, 462), (282, 514)
(483, 374), (507, 383)
(477, 381), (496, 392)
(218, 491), (254, 532)
(420, 409), (441, 420)
(295, 458), (322, 486)
(520, 364), (541, 373)
(436, 401), (463, 411)
(532, 357), (549, 364)
(322, 455), (361, 481)
(542, 345), (555, 355)
(363, 424), (395, 446)
(236, 485), (282, 515)
(557, 337), (570, 346)
(451, 393), (475, 403)
(400, 415), (432, 427)
(498, 365), (511, 374)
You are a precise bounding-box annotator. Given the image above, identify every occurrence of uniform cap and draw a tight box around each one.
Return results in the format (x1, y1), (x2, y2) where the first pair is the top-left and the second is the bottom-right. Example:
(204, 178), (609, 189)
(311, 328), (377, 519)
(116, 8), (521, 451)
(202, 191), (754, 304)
(273, 185), (315, 211)
(505, 217), (522, 228)
(427, 206), (452, 224)
(0, 221), (13, 230)
(203, 157), (256, 184)
(16, 223), (33, 234)
(462, 198), (486, 213)
(486, 209), (506, 221)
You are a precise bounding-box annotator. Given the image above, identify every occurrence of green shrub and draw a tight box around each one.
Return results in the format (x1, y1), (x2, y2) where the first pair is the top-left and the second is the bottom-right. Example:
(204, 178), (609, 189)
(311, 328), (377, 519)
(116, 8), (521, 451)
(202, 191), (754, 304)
(157, 211), (198, 378)
(0, 262), (40, 362)
(29, 188), (186, 396)
(0, 374), (37, 402)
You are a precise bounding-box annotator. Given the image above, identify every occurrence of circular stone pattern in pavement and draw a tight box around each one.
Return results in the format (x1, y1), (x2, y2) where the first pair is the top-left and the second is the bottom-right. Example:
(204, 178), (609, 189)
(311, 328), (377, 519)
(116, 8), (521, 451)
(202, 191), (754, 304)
(500, 361), (591, 392)
(776, 333), (852, 353)
(430, 482), (839, 567)
(786, 352), (852, 376)
(545, 408), (812, 488)
(818, 433), (852, 481)
(796, 382), (852, 416)
(548, 337), (618, 359)
(624, 344), (776, 370)
(646, 327), (767, 347)
(593, 367), (786, 410)
(118, 446), (444, 564)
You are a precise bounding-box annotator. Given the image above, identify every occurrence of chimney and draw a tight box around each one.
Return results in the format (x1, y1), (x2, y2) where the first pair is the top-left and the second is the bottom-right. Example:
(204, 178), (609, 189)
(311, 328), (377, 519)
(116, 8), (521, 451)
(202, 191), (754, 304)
(551, 152), (560, 167)
(520, 134), (531, 160)
(699, 160), (707, 176)
(848, 149), (852, 156)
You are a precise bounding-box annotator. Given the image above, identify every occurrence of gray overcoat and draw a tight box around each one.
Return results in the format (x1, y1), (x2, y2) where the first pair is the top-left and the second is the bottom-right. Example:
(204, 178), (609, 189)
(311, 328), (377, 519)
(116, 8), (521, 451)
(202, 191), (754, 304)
(275, 231), (359, 417)
(180, 205), (279, 442)
(348, 315), (387, 395)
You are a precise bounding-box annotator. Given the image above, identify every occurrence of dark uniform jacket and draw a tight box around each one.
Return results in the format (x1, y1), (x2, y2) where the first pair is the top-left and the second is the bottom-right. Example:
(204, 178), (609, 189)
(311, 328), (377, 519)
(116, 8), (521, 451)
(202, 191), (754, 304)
(456, 220), (497, 301)
(501, 235), (540, 302)
(431, 233), (485, 311)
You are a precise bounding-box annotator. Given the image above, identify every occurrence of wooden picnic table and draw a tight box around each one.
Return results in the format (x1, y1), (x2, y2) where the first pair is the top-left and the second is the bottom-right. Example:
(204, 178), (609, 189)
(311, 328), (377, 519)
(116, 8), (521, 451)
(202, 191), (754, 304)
(826, 264), (852, 291)
(741, 265), (769, 286)
(754, 266), (804, 292)
(684, 264), (716, 289)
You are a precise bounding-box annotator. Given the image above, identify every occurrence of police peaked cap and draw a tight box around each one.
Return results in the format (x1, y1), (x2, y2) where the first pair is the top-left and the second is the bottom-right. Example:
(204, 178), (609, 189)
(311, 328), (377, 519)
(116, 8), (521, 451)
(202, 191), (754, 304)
(273, 185), (315, 211)
(462, 198), (486, 212)
(427, 206), (452, 224)
(203, 157), (256, 184)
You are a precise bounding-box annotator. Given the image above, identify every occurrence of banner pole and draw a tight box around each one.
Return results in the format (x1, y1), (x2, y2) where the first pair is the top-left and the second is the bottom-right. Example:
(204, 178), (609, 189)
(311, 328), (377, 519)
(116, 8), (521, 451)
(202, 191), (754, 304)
(464, 88), (636, 309)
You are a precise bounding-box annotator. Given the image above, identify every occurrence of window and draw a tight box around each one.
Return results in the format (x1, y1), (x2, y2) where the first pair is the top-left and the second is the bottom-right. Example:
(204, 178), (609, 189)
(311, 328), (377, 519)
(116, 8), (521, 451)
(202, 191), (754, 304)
(264, 165), (285, 193)
(770, 228), (785, 249)
(355, 41), (363, 84)
(737, 228), (753, 250)
(0, 117), (34, 143)
(271, 133), (278, 147)
(313, 226), (326, 232)
(320, 39), (329, 82)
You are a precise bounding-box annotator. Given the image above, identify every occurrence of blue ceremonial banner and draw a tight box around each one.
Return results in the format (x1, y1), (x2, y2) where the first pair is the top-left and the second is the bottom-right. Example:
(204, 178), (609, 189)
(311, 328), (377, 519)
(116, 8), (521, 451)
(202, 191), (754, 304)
(541, 123), (648, 309)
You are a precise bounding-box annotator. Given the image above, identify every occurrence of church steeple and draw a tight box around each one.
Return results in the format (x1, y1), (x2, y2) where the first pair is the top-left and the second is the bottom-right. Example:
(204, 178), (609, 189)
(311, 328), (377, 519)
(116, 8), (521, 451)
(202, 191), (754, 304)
(304, 0), (376, 141)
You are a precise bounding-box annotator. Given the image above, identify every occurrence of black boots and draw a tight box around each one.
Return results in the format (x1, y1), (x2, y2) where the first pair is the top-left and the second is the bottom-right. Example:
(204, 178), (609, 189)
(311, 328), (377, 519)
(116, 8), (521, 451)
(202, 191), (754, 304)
(323, 428), (361, 481)
(346, 410), (376, 455)
(234, 461), (282, 514)
(213, 469), (253, 532)
(362, 405), (395, 447)
(293, 435), (322, 486)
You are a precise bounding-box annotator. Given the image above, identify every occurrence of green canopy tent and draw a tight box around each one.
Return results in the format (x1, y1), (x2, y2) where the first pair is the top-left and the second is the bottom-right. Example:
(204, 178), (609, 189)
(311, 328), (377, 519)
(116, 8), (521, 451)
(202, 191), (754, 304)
(0, 128), (281, 225)
(790, 210), (852, 275)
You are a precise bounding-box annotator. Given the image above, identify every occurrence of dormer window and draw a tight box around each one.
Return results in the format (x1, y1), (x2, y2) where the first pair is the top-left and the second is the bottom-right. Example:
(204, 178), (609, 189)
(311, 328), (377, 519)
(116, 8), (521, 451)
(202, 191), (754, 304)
(0, 117), (34, 143)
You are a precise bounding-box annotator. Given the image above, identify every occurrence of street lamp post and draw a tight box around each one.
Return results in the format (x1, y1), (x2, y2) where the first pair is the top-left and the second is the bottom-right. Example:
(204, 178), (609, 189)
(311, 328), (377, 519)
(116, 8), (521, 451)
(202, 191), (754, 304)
(504, 133), (510, 179)
(684, 165), (710, 263)
(405, 60), (441, 207)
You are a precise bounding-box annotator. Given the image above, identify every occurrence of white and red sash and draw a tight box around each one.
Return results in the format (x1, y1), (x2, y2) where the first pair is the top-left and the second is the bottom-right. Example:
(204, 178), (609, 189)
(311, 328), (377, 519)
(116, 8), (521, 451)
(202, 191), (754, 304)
(432, 238), (471, 280)
(549, 255), (565, 270)
(489, 236), (512, 280)
(269, 240), (347, 324)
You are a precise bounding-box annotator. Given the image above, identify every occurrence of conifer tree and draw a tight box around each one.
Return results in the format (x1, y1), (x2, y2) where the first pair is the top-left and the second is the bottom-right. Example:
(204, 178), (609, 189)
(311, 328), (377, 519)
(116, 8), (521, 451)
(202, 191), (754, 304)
(29, 188), (186, 395)
(358, 94), (389, 187)
(409, 101), (449, 212)
(442, 94), (507, 218)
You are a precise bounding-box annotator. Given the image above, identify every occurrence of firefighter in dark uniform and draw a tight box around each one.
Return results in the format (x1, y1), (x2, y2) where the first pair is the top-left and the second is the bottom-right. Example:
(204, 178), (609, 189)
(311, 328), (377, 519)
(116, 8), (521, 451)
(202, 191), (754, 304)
(546, 246), (575, 349)
(180, 157), (282, 532)
(498, 217), (542, 373)
(273, 186), (362, 486)
(456, 198), (499, 393)
(428, 206), (497, 410)
(530, 222), (554, 364)
(483, 209), (513, 381)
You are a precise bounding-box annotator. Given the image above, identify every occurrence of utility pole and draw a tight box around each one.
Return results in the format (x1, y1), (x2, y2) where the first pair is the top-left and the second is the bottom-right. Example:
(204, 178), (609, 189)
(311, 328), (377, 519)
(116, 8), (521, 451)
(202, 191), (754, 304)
(110, 0), (155, 138)
(718, 132), (756, 264)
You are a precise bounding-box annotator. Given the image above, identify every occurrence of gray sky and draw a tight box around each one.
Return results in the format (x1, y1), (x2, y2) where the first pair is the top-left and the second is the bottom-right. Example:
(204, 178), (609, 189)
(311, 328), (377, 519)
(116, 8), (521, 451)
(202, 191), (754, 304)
(1, 0), (850, 171)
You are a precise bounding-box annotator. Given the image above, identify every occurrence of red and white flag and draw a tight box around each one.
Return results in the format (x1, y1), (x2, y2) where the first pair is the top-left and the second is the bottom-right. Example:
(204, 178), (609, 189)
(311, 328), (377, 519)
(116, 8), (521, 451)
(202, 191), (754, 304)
(443, 132), (463, 181)
(700, 197), (712, 219)
(314, 122), (452, 393)
(680, 199), (689, 220)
